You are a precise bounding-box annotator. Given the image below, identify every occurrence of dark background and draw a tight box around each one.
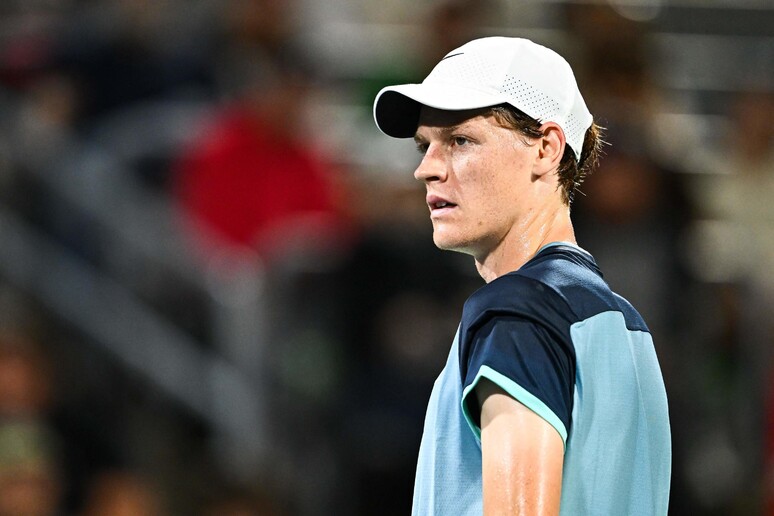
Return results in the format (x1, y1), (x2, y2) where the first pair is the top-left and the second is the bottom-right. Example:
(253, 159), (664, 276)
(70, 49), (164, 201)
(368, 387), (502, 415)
(0, 0), (771, 514)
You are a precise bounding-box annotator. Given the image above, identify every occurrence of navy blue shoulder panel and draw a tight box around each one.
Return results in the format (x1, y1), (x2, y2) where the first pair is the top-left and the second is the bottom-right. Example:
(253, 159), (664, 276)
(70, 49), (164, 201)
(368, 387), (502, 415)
(458, 245), (649, 433)
(517, 245), (649, 332)
(460, 245), (648, 340)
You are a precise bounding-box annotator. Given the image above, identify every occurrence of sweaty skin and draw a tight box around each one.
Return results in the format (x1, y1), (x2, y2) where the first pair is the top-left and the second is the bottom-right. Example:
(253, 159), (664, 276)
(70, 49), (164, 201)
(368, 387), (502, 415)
(413, 107), (575, 281)
(478, 380), (564, 516)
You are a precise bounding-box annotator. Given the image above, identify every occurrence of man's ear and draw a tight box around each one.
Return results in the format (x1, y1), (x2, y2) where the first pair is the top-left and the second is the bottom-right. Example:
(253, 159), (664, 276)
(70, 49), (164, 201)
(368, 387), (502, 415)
(534, 122), (566, 177)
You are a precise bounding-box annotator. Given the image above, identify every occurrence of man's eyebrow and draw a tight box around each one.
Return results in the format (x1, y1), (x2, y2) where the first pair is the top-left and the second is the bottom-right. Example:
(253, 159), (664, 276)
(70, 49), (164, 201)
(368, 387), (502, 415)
(414, 124), (463, 142)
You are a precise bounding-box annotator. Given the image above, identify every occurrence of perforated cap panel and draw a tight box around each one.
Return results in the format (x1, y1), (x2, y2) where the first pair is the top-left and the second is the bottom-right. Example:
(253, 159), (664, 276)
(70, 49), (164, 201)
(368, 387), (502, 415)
(374, 37), (593, 160)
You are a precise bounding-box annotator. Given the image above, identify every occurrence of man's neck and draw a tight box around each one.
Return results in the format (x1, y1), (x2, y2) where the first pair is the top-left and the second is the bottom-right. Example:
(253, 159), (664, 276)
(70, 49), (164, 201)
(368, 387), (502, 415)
(474, 207), (576, 283)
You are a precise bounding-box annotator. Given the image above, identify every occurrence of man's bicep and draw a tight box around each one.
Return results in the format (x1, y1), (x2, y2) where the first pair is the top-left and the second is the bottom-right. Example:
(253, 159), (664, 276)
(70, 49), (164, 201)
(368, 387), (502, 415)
(477, 378), (564, 516)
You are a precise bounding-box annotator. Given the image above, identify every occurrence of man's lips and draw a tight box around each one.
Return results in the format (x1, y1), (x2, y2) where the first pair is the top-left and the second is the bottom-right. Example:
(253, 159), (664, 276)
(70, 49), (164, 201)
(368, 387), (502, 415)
(426, 194), (458, 213)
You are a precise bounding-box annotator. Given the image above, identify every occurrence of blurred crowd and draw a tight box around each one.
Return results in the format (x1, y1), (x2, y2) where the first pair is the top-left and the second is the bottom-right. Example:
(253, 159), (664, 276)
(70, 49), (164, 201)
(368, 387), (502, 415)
(0, 0), (771, 515)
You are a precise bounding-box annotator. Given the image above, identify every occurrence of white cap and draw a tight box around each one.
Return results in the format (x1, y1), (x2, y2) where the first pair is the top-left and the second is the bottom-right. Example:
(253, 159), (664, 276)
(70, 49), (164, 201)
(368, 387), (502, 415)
(373, 37), (593, 161)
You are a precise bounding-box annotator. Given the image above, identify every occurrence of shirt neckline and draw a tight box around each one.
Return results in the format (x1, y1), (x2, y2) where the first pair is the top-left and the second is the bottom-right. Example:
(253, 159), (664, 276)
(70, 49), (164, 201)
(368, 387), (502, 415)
(536, 241), (592, 257)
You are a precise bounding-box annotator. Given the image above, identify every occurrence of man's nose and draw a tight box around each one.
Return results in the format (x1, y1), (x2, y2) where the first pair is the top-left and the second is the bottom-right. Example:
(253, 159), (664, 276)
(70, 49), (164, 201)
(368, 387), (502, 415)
(414, 147), (446, 183)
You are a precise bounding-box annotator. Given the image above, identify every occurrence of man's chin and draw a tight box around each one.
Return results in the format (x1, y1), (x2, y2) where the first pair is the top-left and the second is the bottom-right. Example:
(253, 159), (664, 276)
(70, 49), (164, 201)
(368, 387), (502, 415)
(433, 233), (474, 255)
(432, 232), (454, 250)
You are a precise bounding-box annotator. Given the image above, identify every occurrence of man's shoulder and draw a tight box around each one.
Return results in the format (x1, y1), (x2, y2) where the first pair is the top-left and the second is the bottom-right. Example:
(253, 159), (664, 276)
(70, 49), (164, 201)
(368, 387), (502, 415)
(460, 271), (576, 337)
(463, 271), (558, 317)
(519, 243), (604, 287)
(522, 244), (650, 333)
(461, 244), (637, 331)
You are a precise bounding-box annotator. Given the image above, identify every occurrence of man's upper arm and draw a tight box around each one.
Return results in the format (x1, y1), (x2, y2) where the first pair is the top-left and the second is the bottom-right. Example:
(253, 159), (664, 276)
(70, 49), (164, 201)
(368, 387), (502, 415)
(476, 378), (564, 516)
(457, 277), (575, 514)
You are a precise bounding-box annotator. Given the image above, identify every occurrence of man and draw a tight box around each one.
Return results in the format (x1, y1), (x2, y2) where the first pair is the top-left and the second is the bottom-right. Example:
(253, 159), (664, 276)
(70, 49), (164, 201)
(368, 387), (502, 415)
(372, 37), (671, 515)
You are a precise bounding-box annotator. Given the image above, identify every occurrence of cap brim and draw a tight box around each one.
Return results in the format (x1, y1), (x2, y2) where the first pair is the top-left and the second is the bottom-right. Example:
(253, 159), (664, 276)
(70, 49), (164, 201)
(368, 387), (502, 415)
(373, 83), (506, 138)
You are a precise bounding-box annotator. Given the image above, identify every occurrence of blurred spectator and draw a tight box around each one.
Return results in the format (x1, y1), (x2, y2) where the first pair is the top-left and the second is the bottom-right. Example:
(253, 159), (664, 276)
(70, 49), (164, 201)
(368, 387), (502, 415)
(0, 322), (65, 516)
(79, 470), (163, 516)
(0, 321), (125, 515)
(0, 421), (63, 516)
(0, 330), (52, 421)
(173, 0), (351, 264)
(172, 87), (348, 262)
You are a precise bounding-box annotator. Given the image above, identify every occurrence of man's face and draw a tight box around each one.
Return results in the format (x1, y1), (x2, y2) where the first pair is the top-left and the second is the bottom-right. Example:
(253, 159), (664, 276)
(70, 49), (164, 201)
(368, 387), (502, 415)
(413, 107), (539, 260)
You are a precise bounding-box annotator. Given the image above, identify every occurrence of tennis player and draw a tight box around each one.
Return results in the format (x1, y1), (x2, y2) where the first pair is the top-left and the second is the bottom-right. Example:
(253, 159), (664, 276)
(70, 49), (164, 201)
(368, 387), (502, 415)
(373, 36), (671, 515)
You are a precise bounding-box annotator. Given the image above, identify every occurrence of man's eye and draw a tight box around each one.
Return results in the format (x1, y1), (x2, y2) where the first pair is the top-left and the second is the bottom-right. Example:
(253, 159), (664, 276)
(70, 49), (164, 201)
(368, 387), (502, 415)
(453, 136), (469, 147)
(416, 143), (429, 155)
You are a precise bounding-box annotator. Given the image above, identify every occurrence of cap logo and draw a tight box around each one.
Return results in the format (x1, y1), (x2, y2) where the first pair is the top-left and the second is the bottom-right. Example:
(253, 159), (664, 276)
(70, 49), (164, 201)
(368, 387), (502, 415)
(441, 52), (465, 61)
